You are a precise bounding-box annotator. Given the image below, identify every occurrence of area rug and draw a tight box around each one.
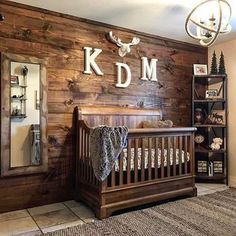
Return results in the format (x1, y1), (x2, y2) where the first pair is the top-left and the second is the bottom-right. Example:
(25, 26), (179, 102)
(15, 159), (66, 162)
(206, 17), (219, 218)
(46, 188), (236, 236)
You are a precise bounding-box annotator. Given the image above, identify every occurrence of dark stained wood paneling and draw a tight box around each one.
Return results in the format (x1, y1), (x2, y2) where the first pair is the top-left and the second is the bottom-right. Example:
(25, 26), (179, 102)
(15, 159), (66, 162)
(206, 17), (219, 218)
(0, 0), (207, 212)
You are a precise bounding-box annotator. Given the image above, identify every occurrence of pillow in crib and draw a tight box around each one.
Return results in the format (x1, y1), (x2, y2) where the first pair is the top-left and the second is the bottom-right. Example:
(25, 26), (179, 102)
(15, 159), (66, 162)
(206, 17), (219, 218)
(142, 120), (173, 128)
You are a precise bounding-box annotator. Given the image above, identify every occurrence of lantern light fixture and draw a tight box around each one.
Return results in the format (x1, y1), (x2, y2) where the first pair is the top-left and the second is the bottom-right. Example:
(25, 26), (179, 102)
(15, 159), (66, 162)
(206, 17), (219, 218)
(185, 0), (232, 47)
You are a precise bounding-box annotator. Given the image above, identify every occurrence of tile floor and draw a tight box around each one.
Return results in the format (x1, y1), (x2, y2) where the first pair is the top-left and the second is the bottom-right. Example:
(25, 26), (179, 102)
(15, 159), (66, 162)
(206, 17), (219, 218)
(0, 183), (228, 236)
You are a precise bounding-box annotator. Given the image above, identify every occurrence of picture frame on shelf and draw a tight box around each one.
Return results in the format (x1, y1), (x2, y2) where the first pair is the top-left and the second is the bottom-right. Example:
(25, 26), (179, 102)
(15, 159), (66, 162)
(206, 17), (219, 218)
(10, 75), (19, 85)
(205, 89), (218, 99)
(193, 64), (208, 75)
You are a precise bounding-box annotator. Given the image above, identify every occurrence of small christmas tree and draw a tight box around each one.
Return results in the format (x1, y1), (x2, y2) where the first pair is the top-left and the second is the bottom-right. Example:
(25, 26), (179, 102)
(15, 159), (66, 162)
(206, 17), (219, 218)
(210, 51), (218, 74)
(218, 51), (226, 74)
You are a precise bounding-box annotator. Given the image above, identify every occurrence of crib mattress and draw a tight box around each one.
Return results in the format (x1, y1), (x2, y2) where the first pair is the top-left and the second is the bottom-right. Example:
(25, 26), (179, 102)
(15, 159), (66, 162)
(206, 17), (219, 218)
(115, 148), (189, 171)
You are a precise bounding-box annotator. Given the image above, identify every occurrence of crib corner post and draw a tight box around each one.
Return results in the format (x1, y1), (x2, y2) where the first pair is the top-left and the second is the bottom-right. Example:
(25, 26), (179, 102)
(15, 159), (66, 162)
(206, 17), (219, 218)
(99, 179), (107, 192)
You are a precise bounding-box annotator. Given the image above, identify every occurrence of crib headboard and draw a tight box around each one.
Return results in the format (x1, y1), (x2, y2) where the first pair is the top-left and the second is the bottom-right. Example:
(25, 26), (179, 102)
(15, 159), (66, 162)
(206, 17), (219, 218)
(74, 105), (162, 128)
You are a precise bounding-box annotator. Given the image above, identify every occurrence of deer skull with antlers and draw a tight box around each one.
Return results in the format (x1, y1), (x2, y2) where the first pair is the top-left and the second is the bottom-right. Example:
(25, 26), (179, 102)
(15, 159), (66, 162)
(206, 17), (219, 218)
(107, 31), (140, 57)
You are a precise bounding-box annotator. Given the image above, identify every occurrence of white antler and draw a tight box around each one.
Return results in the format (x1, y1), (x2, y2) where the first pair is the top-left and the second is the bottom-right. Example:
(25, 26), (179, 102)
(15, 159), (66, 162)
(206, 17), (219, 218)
(108, 31), (123, 47)
(107, 31), (140, 57)
(130, 37), (140, 46)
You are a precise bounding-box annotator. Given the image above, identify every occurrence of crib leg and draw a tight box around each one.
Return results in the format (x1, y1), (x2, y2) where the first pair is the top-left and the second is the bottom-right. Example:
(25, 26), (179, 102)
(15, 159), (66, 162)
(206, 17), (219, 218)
(96, 207), (112, 219)
(192, 186), (197, 197)
(188, 186), (197, 197)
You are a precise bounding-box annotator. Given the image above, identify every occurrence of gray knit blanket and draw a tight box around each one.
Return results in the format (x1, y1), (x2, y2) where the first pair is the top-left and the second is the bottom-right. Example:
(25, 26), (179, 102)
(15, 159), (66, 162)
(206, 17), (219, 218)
(90, 126), (128, 181)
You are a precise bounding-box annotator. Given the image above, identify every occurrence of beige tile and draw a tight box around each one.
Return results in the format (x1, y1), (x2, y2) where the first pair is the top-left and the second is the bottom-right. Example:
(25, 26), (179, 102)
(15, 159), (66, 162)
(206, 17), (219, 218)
(197, 191), (208, 196)
(0, 210), (29, 222)
(0, 216), (39, 236)
(33, 208), (78, 228)
(63, 200), (82, 209)
(204, 189), (217, 195)
(197, 186), (209, 193)
(200, 183), (226, 190)
(41, 220), (84, 234)
(83, 217), (97, 223)
(70, 204), (95, 220)
(216, 186), (228, 192)
(28, 203), (66, 216)
(13, 230), (42, 236)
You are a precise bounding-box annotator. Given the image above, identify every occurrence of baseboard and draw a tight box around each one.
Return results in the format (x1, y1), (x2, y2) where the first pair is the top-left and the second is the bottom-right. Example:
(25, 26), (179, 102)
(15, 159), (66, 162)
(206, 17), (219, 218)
(229, 176), (236, 187)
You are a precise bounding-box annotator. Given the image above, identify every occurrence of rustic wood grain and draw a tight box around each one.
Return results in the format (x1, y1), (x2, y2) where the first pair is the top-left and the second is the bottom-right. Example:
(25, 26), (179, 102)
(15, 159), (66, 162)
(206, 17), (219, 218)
(0, 0), (207, 212)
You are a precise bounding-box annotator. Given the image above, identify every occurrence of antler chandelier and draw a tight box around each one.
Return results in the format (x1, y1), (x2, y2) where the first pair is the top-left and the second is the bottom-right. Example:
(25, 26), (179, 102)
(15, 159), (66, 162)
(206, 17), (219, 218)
(185, 0), (232, 47)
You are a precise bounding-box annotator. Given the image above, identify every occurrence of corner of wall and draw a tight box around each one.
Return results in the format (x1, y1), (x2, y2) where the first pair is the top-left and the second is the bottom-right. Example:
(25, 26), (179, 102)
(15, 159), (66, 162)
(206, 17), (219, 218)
(229, 176), (236, 188)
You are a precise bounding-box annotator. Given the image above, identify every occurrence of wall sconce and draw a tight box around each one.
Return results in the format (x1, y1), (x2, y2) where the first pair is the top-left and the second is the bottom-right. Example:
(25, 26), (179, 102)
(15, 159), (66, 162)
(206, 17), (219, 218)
(185, 0), (232, 47)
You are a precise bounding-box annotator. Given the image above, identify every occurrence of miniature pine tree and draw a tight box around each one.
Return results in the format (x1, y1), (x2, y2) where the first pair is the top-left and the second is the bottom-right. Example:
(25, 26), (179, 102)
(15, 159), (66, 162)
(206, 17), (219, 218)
(210, 51), (218, 74)
(218, 51), (226, 74)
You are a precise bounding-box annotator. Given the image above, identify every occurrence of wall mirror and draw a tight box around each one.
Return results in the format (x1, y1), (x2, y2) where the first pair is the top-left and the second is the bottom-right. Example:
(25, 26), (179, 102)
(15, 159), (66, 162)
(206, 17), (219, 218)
(1, 53), (48, 177)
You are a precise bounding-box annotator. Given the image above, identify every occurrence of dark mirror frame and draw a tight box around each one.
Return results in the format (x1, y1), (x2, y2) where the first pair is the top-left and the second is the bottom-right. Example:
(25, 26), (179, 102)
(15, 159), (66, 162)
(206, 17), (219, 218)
(0, 53), (48, 177)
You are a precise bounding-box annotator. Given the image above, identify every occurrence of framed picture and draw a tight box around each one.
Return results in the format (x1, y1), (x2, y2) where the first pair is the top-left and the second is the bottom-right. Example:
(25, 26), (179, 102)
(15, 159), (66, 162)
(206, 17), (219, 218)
(205, 89), (218, 99)
(10, 75), (19, 84)
(193, 64), (208, 75)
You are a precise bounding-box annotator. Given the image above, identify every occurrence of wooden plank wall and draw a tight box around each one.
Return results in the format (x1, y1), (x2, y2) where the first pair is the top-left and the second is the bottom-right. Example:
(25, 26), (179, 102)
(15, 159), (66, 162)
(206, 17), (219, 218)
(0, 1), (207, 212)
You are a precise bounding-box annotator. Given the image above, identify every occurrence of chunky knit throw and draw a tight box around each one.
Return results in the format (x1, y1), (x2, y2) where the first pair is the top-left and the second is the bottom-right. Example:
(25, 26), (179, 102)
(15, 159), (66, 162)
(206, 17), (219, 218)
(90, 126), (128, 181)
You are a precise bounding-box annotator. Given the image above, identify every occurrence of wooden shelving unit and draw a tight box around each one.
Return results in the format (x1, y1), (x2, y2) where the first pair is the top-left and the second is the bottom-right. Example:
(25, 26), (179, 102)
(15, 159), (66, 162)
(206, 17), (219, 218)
(192, 74), (228, 184)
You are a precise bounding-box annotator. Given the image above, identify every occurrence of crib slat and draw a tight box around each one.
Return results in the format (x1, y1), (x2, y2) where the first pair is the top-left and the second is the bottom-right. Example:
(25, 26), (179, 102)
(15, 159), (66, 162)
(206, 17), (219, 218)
(119, 152), (123, 185)
(173, 136), (177, 176)
(148, 138), (152, 180)
(127, 139), (131, 184)
(179, 136), (182, 175)
(134, 139), (139, 183)
(141, 139), (145, 181)
(190, 134), (194, 174)
(184, 136), (188, 174)
(167, 137), (171, 177)
(161, 137), (165, 178)
(78, 127), (82, 180)
(111, 166), (115, 187)
(86, 132), (90, 182)
(81, 129), (85, 179)
(154, 138), (158, 179)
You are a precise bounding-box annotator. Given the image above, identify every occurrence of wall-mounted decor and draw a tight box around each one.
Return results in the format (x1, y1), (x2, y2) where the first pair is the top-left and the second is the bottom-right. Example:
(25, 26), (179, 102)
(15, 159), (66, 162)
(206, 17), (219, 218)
(107, 31), (140, 57)
(193, 64), (208, 75)
(1, 53), (48, 177)
(83, 45), (158, 88)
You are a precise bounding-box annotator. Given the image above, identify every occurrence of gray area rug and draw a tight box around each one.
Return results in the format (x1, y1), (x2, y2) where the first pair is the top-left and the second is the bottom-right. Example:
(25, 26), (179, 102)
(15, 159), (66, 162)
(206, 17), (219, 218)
(46, 188), (236, 236)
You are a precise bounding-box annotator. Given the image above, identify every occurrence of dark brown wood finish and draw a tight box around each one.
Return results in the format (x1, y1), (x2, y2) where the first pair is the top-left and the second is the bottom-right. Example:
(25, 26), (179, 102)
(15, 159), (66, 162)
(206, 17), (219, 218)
(75, 105), (197, 219)
(0, 0), (206, 212)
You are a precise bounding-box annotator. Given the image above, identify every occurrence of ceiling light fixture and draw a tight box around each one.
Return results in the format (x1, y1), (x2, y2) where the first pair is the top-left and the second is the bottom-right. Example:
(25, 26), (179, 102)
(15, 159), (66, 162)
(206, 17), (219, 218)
(185, 0), (232, 47)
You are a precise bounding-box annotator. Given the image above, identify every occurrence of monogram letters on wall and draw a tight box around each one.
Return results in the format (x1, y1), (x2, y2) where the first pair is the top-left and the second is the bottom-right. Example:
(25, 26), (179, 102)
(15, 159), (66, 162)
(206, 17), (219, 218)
(83, 32), (158, 88)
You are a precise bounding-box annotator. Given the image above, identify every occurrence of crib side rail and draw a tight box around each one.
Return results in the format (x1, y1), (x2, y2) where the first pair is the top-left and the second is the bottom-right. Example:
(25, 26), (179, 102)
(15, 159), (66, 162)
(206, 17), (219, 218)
(105, 127), (197, 191)
(76, 120), (196, 192)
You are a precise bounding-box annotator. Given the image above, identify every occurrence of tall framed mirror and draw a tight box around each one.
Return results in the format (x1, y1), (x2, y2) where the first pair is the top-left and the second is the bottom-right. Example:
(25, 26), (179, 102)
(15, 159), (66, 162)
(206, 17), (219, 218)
(1, 53), (48, 177)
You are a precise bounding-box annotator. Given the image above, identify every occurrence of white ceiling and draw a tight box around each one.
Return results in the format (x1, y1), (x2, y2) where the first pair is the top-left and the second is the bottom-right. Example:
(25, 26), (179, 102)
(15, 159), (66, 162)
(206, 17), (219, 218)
(8, 0), (236, 46)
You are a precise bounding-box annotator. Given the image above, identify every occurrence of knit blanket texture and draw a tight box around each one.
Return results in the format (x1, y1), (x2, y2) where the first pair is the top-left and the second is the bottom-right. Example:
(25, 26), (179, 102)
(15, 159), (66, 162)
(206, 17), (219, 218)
(90, 126), (128, 181)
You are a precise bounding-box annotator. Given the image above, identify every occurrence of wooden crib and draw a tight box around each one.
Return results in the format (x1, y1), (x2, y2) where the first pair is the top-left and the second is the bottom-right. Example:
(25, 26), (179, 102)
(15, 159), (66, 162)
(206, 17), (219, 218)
(74, 105), (197, 219)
